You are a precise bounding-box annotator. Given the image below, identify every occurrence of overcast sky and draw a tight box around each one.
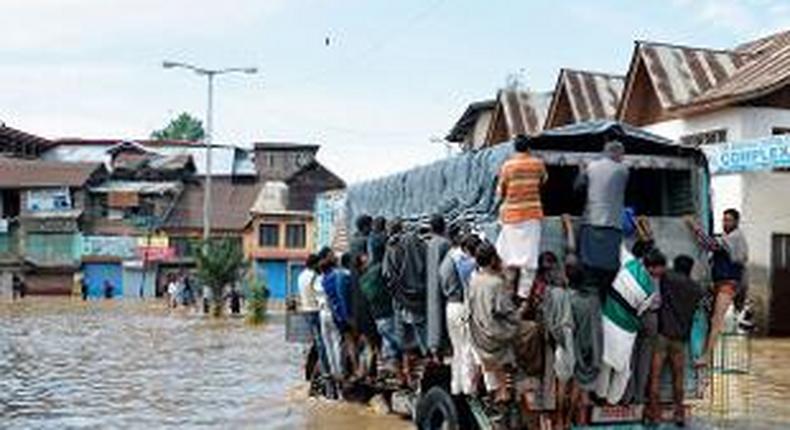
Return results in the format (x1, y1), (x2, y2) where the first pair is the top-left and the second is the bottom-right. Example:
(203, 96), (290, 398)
(1, 0), (788, 183)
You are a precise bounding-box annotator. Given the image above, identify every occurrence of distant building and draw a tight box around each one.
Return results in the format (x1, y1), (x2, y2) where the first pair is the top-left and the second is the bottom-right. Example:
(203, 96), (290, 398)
(446, 69), (624, 150)
(32, 137), (344, 301)
(544, 69), (624, 129)
(0, 124), (51, 159)
(445, 99), (496, 151)
(0, 157), (105, 295)
(244, 143), (345, 299)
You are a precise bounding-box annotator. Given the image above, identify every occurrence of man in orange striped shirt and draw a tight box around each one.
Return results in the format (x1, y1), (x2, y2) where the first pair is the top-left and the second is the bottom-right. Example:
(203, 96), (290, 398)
(495, 135), (548, 298)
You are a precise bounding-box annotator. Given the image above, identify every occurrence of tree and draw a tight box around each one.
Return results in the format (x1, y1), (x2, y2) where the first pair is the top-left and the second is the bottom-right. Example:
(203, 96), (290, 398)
(151, 112), (205, 142)
(195, 238), (246, 317)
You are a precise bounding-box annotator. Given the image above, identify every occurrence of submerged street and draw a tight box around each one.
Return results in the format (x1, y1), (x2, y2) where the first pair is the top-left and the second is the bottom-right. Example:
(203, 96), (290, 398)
(0, 299), (409, 430)
(0, 298), (789, 429)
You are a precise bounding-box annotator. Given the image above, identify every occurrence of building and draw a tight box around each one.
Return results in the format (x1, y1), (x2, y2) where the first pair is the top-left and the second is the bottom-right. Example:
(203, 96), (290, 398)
(0, 157), (106, 296)
(42, 138), (345, 300)
(0, 124), (52, 158)
(447, 69), (624, 150)
(483, 88), (553, 146)
(445, 99), (496, 151)
(79, 142), (197, 298)
(544, 69), (624, 129)
(244, 143), (345, 299)
(615, 33), (790, 332)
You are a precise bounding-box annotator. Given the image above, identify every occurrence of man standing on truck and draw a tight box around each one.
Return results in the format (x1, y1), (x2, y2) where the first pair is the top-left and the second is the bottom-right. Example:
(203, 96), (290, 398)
(574, 140), (629, 299)
(496, 134), (548, 299)
(426, 214), (451, 362)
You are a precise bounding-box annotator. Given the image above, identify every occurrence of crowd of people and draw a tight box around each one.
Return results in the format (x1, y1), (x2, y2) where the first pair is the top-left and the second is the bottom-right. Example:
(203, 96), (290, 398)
(165, 273), (245, 315)
(297, 136), (749, 428)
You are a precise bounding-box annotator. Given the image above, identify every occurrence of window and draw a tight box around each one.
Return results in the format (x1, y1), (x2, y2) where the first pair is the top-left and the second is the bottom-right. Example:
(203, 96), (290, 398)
(26, 187), (72, 212)
(259, 223), (279, 247)
(679, 129), (727, 147)
(285, 224), (306, 249)
(772, 127), (790, 135)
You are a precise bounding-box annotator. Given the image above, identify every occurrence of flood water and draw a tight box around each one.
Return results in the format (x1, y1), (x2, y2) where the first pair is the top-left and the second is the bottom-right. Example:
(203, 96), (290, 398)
(1, 298), (789, 429)
(0, 298), (409, 430)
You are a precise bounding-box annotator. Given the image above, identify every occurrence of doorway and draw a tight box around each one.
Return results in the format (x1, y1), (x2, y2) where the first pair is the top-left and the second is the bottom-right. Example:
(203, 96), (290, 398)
(770, 234), (790, 335)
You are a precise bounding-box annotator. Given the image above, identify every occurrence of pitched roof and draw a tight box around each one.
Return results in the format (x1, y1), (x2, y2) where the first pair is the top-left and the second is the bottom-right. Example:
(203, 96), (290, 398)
(669, 43), (790, 116)
(0, 157), (103, 188)
(485, 89), (553, 145)
(445, 99), (496, 142)
(626, 41), (751, 112)
(736, 30), (790, 57)
(0, 124), (53, 156)
(163, 178), (260, 232)
(545, 69), (624, 128)
(253, 142), (320, 153)
(55, 138), (199, 147)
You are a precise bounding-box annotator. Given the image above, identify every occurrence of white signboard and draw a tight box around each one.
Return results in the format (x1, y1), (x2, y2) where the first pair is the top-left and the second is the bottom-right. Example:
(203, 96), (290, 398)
(703, 136), (790, 175)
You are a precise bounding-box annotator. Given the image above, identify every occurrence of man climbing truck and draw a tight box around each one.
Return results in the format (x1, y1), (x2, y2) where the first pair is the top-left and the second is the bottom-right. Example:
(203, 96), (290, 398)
(299, 121), (713, 429)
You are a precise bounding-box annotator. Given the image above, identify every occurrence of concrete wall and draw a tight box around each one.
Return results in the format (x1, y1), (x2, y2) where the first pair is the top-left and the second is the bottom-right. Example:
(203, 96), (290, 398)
(740, 171), (790, 326)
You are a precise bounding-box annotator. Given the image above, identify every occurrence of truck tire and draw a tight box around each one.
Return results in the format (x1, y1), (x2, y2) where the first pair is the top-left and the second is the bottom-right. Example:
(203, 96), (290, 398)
(415, 386), (460, 430)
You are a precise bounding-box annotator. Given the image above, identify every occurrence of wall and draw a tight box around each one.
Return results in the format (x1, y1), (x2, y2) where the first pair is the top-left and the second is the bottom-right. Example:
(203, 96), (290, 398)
(468, 110), (493, 150)
(244, 214), (313, 260)
(740, 171), (790, 327)
(645, 107), (790, 142)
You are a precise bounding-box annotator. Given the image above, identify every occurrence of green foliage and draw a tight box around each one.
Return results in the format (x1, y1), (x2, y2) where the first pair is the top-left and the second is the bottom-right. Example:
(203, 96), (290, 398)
(246, 275), (270, 325)
(151, 112), (205, 142)
(195, 238), (245, 317)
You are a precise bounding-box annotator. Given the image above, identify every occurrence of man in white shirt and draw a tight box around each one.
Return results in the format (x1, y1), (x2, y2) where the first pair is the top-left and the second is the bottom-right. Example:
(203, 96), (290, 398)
(299, 254), (321, 312)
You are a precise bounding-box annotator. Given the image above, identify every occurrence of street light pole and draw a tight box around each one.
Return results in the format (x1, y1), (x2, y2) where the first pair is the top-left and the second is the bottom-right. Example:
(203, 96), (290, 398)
(204, 72), (214, 241)
(162, 61), (257, 241)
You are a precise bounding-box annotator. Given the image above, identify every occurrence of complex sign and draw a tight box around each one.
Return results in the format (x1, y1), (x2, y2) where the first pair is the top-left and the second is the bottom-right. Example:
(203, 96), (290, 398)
(703, 136), (790, 174)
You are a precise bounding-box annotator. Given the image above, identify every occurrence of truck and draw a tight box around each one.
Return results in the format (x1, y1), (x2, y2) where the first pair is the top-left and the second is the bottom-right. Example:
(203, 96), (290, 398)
(298, 120), (714, 429)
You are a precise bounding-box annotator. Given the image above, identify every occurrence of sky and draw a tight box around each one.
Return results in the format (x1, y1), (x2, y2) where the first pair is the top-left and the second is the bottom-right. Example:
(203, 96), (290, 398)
(1, 0), (789, 183)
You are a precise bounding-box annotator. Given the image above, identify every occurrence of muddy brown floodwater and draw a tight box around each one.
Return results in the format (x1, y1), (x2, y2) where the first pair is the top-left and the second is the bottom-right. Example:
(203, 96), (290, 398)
(0, 298), (410, 430)
(1, 298), (789, 429)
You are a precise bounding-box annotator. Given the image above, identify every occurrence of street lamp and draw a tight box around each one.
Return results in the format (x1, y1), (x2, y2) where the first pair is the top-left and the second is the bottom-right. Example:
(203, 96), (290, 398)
(163, 61), (257, 241)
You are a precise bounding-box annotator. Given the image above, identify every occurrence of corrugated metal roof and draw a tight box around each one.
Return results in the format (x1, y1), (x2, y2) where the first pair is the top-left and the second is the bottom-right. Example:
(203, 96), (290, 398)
(498, 88), (553, 136)
(546, 69), (624, 128)
(163, 179), (260, 231)
(44, 140), (257, 176)
(562, 69), (623, 121)
(445, 99), (496, 142)
(0, 157), (103, 188)
(736, 30), (790, 57)
(0, 125), (52, 154)
(671, 43), (790, 116)
(253, 142), (319, 152)
(635, 41), (750, 110)
(90, 180), (182, 194)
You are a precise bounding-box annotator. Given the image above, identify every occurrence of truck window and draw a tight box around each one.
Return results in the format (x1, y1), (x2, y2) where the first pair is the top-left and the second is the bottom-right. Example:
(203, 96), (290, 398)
(541, 166), (694, 217)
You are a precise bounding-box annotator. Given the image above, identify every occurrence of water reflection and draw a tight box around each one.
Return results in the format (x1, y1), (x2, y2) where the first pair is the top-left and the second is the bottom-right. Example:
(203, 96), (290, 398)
(0, 298), (409, 430)
(2, 299), (790, 429)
